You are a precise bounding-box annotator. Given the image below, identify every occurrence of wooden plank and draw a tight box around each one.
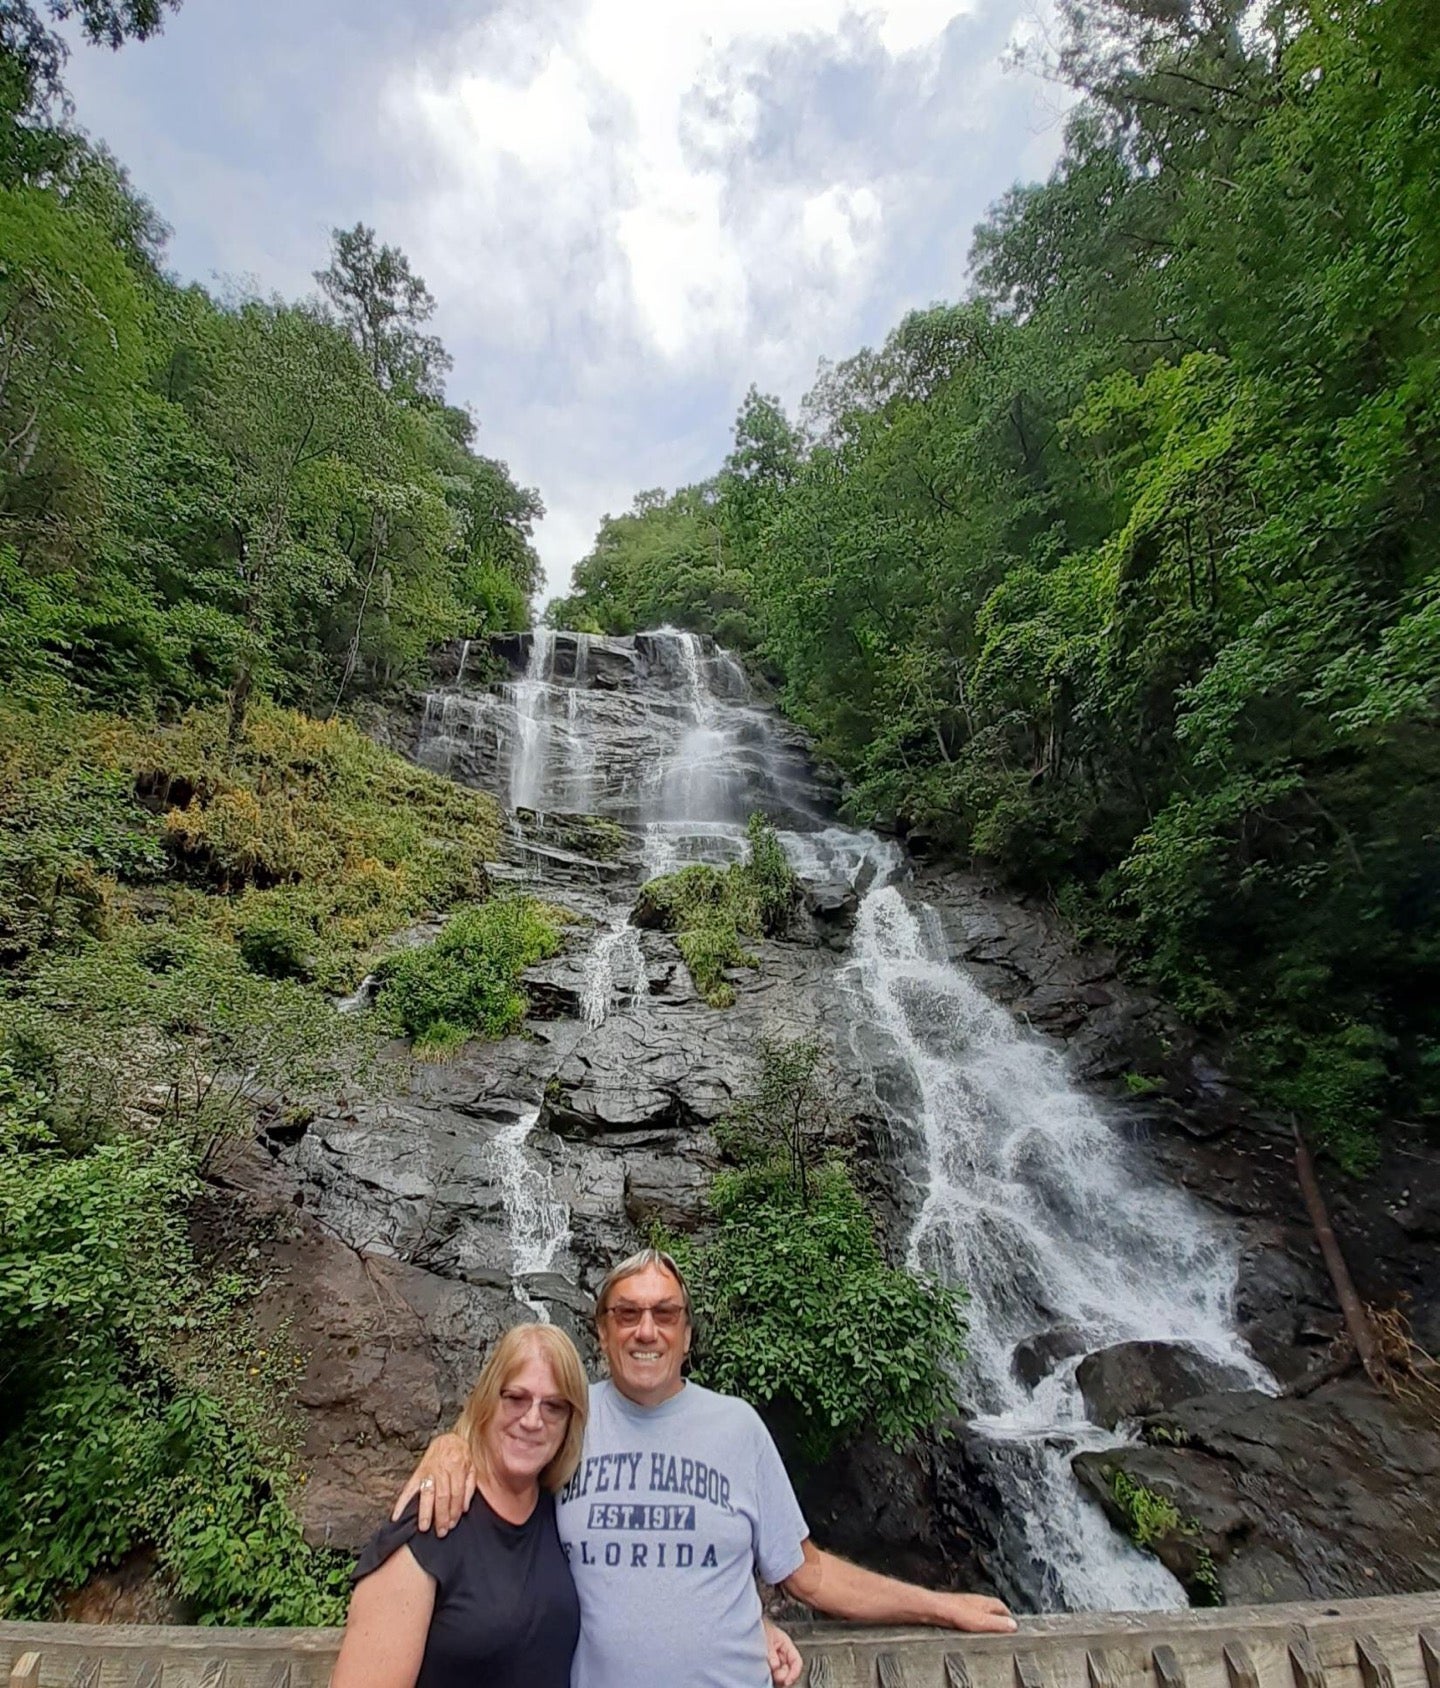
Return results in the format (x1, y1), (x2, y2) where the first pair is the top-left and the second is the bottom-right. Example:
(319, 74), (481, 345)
(1225, 1644), (1260, 1688)
(945, 1656), (974, 1688)
(9, 1653), (41, 1688)
(1088, 1650), (1122, 1688)
(1152, 1646), (1187, 1688)
(877, 1656), (908, 1688)
(1015, 1656), (1046, 1688)
(1289, 1634), (1327, 1688)
(1418, 1630), (1439, 1688)
(1356, 1636), (1395, 1688)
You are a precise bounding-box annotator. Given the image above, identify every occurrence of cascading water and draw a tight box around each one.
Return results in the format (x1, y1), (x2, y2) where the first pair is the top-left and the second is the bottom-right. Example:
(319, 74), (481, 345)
(414, 623), (1269, 1608)
(844, 885), (1271, 1609)
(509, 626), (556, 812)
(581, 917), (647, 1027)
(488, 1109), (570, 1319)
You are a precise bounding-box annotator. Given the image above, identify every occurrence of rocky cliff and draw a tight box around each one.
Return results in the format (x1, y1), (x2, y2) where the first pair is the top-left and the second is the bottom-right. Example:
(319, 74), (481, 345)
(208, 629), (1440, 1612)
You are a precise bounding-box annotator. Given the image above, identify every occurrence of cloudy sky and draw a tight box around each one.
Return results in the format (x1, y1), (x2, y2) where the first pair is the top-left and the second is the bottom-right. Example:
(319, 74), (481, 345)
(64, 0), (1073, 603)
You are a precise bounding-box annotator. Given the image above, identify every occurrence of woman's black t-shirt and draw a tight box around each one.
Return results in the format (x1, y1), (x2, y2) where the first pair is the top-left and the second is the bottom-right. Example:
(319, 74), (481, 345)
(353, 1489), (579, 1688)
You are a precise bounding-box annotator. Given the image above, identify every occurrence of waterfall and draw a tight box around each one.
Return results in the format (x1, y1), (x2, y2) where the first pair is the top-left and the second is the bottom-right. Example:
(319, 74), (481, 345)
(581, 918), (647, 1027)
(510, 627), (556, 812)
(488, 1110), (570, 1320)
(407, 623), (1270, 1609)
(845, 884), (1271, 1610)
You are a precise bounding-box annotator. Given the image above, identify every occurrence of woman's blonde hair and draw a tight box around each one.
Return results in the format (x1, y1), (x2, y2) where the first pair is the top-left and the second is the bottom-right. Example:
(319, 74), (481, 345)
(455, 1323), (588, 1494)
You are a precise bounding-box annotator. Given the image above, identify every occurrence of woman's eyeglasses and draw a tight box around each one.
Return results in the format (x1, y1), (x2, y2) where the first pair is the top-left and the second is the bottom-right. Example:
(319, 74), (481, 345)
(498, 1388), (572, 1425)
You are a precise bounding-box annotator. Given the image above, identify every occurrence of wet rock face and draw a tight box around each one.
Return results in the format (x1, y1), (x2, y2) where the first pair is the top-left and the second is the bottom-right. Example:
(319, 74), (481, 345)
(1075, 1341), (1258, 1430)
(207, 1144), (533, 1550)
(1073, 1379), (1440, 1605)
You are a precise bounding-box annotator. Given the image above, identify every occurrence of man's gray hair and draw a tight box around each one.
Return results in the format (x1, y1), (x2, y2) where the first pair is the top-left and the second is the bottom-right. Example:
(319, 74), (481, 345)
(594, 1247), (693, 1325)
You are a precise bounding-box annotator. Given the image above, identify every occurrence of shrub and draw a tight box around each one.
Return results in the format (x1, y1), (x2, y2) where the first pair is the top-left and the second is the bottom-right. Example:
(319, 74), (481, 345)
(668, 1040), (967, 1463)
(375, 896), (563, 1054)
(672, 1162), (967, 1463)
(0, 1067), (347, 1623)
(633, 815), (797, 1007)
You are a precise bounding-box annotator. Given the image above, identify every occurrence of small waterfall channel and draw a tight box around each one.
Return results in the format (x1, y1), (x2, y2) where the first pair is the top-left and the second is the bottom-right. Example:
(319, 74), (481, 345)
(408, 625), (1269, 1610)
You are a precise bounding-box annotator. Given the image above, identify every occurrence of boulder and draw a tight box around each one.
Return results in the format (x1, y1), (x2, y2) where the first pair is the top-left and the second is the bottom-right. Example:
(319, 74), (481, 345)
(1076, 1340), (1256, 1428)
(1073, 1377), (1440, 1604)
(1012, 1326), (1089, 1390)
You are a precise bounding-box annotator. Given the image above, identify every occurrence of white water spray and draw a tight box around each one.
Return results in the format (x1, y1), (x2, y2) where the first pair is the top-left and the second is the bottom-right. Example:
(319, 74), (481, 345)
(487, 1110), (569, 1320)
(846, 885), (1270, 1609)
(581, 918), (647, 1028)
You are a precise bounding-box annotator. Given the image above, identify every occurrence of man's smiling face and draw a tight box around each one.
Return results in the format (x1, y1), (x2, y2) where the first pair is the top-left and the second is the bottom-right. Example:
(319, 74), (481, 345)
(597, 1261), (692, 1408)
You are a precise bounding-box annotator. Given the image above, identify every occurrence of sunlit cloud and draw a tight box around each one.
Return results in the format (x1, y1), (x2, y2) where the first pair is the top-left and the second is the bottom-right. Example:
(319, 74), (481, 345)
(62, 0), (1072, 602)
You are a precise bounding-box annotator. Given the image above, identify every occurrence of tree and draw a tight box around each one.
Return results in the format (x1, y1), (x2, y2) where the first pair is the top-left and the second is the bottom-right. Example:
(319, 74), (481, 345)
(0, 0), (180, 113)
(314, 223), (452, 403)
(189, 302), (389, 748)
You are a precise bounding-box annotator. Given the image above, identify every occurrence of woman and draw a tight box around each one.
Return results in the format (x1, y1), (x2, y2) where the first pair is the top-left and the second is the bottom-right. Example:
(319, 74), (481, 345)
(333, 1323), (587, 1688)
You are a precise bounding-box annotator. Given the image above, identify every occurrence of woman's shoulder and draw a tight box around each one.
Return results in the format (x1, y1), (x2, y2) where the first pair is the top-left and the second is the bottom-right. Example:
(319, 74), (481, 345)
(353, 1496), (481, 1585)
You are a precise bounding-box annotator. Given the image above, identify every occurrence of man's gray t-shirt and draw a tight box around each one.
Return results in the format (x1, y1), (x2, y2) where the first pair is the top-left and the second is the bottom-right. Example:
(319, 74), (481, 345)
(555, 1380), (809, 1688)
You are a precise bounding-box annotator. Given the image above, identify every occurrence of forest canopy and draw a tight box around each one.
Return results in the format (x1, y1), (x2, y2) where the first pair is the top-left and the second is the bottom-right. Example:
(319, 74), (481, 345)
(552, 0), (1440, 1174)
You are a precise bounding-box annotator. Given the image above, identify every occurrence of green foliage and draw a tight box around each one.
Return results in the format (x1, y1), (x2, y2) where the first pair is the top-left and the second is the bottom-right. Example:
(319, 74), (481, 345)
(715, 1035), (835, 1204)
(0, 104), (541, 722)
(666, 1037), (967, 1463)
(0, 697), (513, 1617)
(671, 1162), (966, 1463)
(632, 815), (798, 1007)
(0, 1062), (347, 1624)
(1107, 1470), (1222, 1607)
(375, 896), (563, 1054)
(571, 0), (1440, 1170)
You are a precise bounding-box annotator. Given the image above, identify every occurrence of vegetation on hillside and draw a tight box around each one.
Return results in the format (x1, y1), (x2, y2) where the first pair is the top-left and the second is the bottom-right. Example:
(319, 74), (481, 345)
(376, 896), (565, 1055)
(0, 697), (512, 1621)
(0, 12), (537, 1618)
(556, 0), (1440, 1173)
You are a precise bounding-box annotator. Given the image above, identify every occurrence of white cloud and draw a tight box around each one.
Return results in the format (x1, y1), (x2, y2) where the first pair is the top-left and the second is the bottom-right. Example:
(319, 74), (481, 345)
(61, 0), (1073, 605)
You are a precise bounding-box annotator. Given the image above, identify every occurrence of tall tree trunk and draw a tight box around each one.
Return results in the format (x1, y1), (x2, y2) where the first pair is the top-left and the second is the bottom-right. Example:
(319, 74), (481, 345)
(226, 662), (253, 760)
(1293, 1119), (1388, 1387)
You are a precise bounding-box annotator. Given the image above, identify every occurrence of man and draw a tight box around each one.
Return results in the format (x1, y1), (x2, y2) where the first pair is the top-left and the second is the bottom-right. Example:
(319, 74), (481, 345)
(396, 1248), (1015, 1688)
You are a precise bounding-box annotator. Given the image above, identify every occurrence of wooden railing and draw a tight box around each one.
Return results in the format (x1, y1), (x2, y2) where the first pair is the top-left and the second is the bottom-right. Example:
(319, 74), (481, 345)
(3, 1592), (1437, 1688)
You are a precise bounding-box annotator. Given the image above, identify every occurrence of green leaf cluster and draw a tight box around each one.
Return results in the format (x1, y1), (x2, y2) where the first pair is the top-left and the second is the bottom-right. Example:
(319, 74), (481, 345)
(632, 815), (799, 1007)
(0, 1062), (349, 1625)
(668, 1039), (967, 1464)
(1107, 1470), (1222, 1607)
(375, 896), (564, 1054)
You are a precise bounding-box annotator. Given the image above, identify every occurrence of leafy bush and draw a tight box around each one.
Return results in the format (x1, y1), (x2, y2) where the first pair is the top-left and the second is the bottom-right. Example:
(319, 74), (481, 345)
(0, 1066), (348, 1623)
(633, 815), (798, 1007)
(673, 1161), (967, 1463)
(668, 1040), (967, 1463)
(375, 896), (563, 1054)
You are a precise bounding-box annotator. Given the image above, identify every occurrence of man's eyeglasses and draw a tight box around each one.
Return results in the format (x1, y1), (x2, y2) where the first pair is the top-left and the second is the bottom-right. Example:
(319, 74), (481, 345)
(602, 1300), (687, 1331)
(498, 1388), (572, 1425)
